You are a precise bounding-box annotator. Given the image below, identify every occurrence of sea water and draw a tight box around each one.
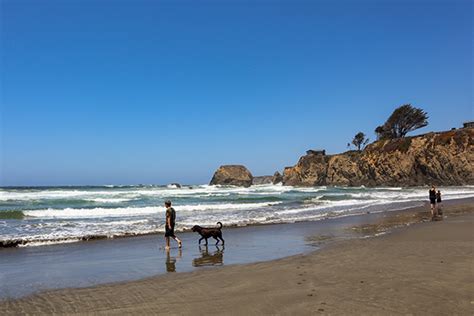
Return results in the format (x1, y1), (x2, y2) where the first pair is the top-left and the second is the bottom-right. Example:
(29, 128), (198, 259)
(1, 184), (473, 247)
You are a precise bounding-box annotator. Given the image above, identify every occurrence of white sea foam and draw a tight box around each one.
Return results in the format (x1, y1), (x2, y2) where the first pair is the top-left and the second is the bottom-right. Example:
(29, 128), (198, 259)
(0, 190), (138, 201)
(0, 183), (328, 201)
(1, 185), (470, 204)
(23, 202), (282, 219)
(84, 198), (135, 203)
(18, 239), (81, 248)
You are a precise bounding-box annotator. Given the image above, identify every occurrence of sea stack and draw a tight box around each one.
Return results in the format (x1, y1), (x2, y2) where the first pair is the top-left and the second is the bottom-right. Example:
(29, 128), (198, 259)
(210, 165), (253, 187)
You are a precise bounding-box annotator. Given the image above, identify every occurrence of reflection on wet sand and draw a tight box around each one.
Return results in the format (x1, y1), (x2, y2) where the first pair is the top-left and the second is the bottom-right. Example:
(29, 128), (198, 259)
(166, 249), (182, 272)
(192, 245), (224, 267)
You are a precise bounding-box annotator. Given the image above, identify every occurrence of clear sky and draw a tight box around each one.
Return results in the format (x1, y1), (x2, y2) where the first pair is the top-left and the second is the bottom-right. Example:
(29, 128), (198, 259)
(1, 0), (472, 186)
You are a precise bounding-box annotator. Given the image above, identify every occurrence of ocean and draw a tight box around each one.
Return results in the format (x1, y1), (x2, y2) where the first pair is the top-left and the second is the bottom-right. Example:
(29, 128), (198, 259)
(1, 184), (473, 247)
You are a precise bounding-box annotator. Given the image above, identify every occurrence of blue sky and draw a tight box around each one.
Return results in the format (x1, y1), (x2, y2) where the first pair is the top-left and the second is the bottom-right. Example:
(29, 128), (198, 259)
(1, 0), (472, 186)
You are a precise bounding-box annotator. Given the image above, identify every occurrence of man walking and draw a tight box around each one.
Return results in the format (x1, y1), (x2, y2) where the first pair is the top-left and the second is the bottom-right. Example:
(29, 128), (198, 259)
(164, 200), (182, 249)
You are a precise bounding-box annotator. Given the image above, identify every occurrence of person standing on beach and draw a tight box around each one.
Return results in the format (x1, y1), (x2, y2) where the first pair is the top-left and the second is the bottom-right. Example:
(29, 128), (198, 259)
(164, 200), (182, 250)
(429, 186), (437, 220)
(436, 190), (442, 216)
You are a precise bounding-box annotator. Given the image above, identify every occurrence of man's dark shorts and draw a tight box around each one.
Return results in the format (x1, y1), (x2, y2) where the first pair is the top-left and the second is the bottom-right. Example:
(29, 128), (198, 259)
(430, 198), (436, 205)
(165, 225), (175, 238)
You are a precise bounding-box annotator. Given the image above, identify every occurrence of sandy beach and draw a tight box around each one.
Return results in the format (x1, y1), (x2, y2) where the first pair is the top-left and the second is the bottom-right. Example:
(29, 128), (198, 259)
(1, 200), (473, 315)
(3, 0), (472, 314)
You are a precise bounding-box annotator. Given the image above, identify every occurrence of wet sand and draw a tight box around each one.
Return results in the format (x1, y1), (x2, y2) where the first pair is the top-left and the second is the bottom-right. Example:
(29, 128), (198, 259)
(1, 200), (473, 315)
(0, 211), (381, 299)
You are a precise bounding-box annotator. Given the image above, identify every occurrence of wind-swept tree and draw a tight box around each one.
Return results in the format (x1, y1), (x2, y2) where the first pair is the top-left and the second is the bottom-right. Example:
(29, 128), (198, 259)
(375, 124), (393, 140)
(375, 104), (428, 139)
(351, 132), (369, 151)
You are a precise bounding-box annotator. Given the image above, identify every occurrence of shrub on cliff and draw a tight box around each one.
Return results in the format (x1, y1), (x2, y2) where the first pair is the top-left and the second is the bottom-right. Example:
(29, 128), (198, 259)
(375, 104), (428, 139)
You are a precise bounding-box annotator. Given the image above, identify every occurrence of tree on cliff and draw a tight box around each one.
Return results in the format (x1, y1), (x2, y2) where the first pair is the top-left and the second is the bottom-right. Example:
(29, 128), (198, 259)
(375, 124), (393, 140)
(352, 132), (369, 151)
(375, 104), (428, 139)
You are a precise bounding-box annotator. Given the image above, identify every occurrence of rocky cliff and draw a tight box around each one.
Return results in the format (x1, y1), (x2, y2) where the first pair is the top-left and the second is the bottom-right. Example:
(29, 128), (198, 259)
(283, 128), (474, 187)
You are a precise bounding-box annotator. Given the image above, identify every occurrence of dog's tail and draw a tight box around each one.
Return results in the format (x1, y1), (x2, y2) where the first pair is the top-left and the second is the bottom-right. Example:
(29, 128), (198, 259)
(217, 222), (223, 229)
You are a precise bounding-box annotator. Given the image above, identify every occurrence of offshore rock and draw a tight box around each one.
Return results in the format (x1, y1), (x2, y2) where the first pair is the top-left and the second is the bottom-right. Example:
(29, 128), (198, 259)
(210, 165), (253, 187)
(252, 176), (274, 185)
(0, 239), (24, 248)
(282, 128), (474, 187)
(272, 171), (283, 184)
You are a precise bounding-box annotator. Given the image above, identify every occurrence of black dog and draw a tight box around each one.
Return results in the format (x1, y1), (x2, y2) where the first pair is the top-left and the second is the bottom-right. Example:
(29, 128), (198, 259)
(191, 222), (225, 246)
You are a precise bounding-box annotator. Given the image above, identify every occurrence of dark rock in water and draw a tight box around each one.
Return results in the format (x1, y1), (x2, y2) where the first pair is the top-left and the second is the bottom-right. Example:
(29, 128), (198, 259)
(168, 183), (182, 188)
(0, 239), (24, 248)
(282, 128), (474, 187)
(81, 235), (108, 241)
(272, 171), (283, 184)
(252, 176), (274, 185)
(210, 165), (253, 187)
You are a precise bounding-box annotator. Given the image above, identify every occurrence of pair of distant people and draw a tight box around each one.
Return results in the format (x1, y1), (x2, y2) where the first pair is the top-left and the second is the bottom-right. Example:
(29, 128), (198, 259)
(428, 186), (442, 220)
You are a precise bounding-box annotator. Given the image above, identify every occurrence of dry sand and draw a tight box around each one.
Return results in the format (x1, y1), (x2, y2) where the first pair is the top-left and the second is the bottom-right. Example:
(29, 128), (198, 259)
(1, 203), (473, 315)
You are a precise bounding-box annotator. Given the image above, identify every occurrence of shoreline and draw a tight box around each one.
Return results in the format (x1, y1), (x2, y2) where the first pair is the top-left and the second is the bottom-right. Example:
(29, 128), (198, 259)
(1, 198), (473, 314)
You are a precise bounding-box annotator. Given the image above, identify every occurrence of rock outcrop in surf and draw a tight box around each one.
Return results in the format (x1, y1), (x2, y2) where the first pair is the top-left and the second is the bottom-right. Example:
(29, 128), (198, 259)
(210, 165), (254, 187)
(252, 176), (274, 185)
(210, 166), (285, 187)
(250, 172), (284, 185)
